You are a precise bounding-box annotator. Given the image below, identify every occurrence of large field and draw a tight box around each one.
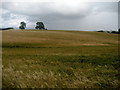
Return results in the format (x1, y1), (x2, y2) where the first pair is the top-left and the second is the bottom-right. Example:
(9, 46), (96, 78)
(2, 30), (119, 88)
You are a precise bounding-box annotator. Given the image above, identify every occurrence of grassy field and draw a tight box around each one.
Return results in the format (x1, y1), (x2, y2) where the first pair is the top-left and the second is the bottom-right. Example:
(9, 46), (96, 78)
(2, 30), (119, 88)
(0, 31), (2, 88)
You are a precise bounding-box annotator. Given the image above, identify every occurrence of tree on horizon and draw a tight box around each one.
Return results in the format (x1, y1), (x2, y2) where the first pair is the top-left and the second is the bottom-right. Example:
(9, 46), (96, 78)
(19, 21), (26, 29)
(35, 22), (45, 30)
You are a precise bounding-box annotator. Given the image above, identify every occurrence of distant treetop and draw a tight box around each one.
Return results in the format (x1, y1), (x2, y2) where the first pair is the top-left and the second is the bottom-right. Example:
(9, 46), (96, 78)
(19, 21), (26, 29)
(35, 22), (45, 30)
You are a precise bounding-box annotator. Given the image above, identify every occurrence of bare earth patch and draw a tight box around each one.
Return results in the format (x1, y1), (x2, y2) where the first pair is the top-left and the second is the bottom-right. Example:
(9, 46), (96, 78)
(80, 43), (109, 46)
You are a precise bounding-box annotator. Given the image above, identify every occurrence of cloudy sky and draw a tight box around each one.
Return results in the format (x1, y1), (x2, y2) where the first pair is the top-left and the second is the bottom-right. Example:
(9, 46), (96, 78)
(1, 0), (119, 31)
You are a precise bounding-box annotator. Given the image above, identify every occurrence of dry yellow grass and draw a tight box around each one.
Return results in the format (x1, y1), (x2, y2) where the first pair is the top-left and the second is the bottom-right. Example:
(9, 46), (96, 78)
(2, 30), (119, 88)
(2, 30), (118, 46)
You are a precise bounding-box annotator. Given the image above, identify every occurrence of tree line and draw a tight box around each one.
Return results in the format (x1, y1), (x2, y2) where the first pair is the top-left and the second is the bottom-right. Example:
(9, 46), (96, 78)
(19, 21), (47, 30)
(97, 29), (120, 34)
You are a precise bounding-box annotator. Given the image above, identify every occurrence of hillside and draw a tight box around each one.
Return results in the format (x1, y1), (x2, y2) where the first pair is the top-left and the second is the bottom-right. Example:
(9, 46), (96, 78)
(2, 30), (118, 46)
(2, 30), (119, 88)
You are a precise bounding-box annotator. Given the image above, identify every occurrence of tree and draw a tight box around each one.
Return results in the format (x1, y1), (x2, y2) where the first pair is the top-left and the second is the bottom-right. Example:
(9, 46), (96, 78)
(35, 22), (45, 30)
(19, 21), (26, 29)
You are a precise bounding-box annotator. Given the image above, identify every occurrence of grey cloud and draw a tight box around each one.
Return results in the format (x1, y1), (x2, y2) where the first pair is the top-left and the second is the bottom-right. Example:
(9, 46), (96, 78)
(90, 2), (118, 13)
(118, 1), (120, 29)
(1, 2), (118, 30)
(2, 2), (90, 18)
(2, 11), (11, 20)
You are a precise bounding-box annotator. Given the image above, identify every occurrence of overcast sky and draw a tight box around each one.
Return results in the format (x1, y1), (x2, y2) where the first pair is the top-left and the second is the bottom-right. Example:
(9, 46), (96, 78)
(1, 0), (119, 31)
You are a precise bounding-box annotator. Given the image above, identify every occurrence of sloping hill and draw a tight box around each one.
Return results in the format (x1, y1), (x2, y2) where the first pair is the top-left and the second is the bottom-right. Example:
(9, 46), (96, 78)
(2, 30), (118, 47)
(2, 30), (119, 88)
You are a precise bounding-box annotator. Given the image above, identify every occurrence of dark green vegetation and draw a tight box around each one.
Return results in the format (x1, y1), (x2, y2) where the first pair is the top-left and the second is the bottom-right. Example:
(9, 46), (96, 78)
(19, 22), (26, 29)
(35, 22), (45, 30)
(2, 30), (119, 88)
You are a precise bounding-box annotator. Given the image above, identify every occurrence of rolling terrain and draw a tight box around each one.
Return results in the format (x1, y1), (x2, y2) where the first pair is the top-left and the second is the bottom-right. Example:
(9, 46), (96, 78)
(2, 30), (119, 88)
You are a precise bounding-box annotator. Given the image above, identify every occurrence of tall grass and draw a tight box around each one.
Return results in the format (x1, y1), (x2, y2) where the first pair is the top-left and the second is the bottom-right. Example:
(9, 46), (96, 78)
(2, 30), (119, 88)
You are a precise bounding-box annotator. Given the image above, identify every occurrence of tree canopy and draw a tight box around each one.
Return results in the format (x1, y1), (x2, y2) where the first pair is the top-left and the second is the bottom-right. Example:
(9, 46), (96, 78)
(19, 21), (26, 29)
(35, 22), (45, 29)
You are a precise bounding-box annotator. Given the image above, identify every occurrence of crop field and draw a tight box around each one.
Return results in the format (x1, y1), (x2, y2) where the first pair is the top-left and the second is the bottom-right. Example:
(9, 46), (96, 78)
(2, 30), (119, 88)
